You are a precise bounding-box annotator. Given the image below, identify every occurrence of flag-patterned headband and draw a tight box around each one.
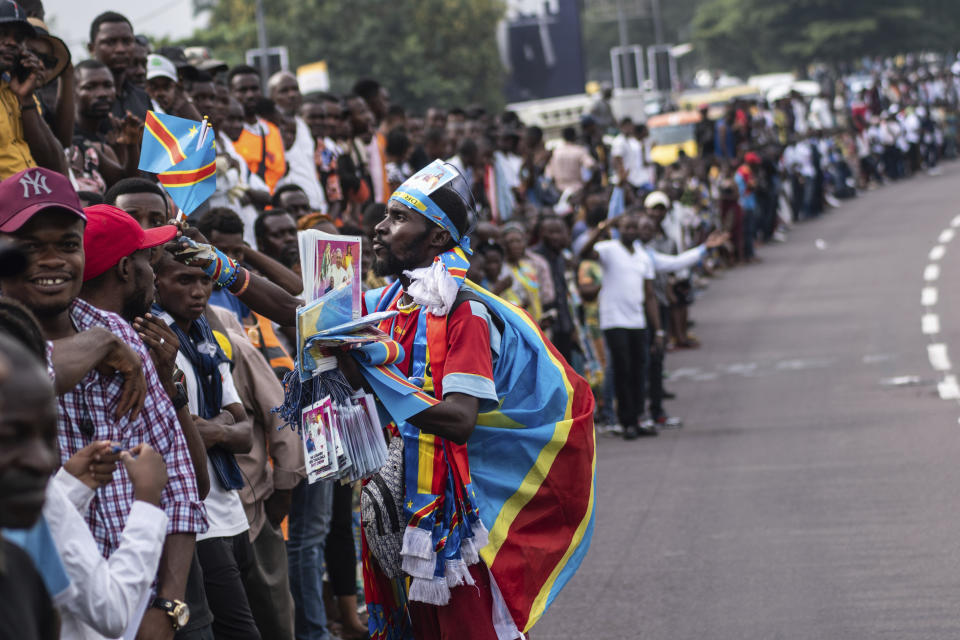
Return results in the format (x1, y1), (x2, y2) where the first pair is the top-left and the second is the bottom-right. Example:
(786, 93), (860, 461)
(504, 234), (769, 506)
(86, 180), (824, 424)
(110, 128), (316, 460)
(389, 160), (473, 255)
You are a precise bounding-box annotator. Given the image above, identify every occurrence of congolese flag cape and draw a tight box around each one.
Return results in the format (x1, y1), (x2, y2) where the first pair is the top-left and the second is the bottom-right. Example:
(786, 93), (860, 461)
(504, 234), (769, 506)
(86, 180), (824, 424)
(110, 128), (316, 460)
(356, 247), (596, 637)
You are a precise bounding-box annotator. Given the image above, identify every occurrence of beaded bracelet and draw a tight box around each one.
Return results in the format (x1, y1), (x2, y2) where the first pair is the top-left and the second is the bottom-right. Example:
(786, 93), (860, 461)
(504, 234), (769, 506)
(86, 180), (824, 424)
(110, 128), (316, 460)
(234, 268), (251, 296)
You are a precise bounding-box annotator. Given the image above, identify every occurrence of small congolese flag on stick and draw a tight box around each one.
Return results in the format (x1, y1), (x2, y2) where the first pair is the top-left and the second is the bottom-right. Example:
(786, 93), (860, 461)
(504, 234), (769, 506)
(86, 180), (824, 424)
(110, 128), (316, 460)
(138, 111), (217, 216)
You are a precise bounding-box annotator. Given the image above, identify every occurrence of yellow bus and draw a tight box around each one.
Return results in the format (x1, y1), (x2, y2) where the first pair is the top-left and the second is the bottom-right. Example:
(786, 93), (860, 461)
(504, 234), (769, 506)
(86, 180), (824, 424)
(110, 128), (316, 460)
(647, 110), (702, 166)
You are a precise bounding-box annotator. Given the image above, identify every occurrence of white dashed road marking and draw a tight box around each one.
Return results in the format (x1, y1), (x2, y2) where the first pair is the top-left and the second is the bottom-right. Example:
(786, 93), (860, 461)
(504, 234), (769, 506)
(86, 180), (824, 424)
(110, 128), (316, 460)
(928, 343), (952, 371)
(922, 223), (960, 401)
(939, 375), (960, 400)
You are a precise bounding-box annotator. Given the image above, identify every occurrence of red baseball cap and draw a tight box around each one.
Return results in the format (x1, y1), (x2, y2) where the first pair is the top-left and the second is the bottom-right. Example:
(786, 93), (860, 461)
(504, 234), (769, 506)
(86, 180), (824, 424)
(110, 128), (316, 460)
(83, 205), (178, 282)
(744, 152), (762, 165)
(0, 167), (86, 233)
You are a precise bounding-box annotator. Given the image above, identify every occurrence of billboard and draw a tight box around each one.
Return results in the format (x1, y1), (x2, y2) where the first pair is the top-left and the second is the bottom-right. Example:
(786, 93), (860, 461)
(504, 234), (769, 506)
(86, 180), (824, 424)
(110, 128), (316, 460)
(500, 0), (586, 102)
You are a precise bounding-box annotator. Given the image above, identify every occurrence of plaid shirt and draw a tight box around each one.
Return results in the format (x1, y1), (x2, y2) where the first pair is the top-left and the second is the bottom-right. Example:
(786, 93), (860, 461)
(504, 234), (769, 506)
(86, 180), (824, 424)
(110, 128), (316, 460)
(53, 298), (207, 557)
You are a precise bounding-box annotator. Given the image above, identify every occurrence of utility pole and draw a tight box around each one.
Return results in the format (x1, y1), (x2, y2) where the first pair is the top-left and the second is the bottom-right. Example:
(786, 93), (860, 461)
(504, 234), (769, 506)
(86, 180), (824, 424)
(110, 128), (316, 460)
(254, 0), (269, 84)
(616, 0), (628, 48)
(650, 0), (664, 45)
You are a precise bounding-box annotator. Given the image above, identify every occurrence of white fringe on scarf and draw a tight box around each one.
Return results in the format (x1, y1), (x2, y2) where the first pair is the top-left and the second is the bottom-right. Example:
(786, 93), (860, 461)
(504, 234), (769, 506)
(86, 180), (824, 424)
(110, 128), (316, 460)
(408, 576), (451, 606)
(444, 558), (475, 588)
(461, 520), (490, 565)
(401, 526), (436, 579)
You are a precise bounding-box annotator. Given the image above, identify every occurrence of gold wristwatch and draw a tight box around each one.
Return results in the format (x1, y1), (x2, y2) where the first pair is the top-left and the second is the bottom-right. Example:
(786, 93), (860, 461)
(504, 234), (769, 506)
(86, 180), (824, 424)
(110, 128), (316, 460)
(151, 597), (190, 630)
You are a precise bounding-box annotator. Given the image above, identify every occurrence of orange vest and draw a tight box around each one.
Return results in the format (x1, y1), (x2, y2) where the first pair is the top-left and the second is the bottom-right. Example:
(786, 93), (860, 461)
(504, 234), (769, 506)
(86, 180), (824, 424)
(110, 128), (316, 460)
(233, 121), (286, 193)
(246, 313), (294, 380)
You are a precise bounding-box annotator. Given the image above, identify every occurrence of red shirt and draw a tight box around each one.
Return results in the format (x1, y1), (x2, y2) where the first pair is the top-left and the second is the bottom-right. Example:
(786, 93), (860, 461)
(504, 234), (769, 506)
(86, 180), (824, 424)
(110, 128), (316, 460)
(367, 290), (499, 411)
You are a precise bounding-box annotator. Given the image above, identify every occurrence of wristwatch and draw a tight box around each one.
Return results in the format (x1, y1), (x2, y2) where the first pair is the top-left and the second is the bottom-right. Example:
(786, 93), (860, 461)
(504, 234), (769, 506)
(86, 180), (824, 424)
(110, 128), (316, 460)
(171, 381), (188, 411)
(151, 597), (190, 630)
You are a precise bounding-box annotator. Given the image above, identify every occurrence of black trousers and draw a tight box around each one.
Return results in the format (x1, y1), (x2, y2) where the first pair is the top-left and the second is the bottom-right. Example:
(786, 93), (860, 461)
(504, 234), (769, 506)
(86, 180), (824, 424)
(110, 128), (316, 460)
(603, 328), (647, 428)
(197, 533), (262, 640)
(324, 480), (358, 596)
(551, 329), (575, 364)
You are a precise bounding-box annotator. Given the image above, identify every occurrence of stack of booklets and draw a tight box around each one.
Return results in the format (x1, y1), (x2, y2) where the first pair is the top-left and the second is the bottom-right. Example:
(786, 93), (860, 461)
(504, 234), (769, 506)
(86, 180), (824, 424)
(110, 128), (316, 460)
(293, 230), (395, 483)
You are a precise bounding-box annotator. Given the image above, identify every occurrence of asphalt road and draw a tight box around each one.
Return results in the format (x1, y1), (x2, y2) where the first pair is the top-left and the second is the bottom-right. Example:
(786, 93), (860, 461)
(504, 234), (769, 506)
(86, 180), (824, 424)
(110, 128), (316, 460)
(534, 161), (960, 640)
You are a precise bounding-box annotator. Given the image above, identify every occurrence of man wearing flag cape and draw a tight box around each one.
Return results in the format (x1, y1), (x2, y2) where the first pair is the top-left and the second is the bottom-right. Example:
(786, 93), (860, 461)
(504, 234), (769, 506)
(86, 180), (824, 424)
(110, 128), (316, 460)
(170, 160), (596, 640)
(351, 161), (596, 640)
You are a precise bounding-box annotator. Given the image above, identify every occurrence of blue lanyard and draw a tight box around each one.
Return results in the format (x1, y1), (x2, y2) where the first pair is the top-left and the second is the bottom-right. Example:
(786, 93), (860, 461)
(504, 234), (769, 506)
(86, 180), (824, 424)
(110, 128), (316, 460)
(381, 282), (430, 380)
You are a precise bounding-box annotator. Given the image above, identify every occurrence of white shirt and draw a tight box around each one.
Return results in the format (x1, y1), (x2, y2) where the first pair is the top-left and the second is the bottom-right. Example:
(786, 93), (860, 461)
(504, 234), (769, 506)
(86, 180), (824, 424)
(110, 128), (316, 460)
(594, 239), (655, 330)
(610, 134), (653, 187)
(276, 116), (328, 213)
(173, 348), (249, 542)
(212, 132), (262, 249)
(46, 469), (168, 640)
(794, 142), (815, 178)
(903, 112), (921, 144)
(645, 245), (707, 275)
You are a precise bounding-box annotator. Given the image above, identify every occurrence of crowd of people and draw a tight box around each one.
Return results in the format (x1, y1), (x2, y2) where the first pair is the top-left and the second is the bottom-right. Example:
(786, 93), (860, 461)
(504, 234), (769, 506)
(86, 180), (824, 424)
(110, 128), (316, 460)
(0, 1), (959, 639)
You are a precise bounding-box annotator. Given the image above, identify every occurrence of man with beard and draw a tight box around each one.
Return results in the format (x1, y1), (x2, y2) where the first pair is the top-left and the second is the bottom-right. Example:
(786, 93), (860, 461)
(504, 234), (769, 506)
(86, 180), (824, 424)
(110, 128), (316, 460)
(71, 59), (139, 188)
(0, 168), (208, 640)
(0, 0), (66, 179)
(229, 64), (285, 193)
(346, 163), (595, 639)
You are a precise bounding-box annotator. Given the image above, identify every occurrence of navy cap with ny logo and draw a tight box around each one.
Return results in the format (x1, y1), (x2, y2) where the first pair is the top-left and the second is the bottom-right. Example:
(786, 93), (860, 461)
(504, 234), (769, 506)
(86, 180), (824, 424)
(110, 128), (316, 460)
(0, 167), (86, 233)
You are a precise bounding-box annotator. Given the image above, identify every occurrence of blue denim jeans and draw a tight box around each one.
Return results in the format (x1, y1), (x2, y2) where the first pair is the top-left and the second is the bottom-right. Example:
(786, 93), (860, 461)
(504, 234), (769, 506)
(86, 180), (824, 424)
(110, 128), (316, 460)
(287, 479), (334, 640)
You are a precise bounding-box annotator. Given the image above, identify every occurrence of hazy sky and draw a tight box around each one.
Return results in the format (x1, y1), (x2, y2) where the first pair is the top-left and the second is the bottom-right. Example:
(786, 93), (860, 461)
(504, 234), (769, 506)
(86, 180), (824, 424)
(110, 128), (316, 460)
(44, 0), (207, 60)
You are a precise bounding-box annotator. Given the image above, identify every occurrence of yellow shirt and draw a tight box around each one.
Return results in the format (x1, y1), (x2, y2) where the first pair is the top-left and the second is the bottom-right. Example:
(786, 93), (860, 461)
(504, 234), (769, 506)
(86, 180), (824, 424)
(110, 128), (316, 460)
(0, 82), (36, 180)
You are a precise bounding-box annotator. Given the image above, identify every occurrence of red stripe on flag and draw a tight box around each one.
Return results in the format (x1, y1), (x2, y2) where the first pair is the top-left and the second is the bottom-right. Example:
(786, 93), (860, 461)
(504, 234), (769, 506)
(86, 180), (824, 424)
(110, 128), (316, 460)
(145, 112), (187, 166)
(487, 338), (596, 631)
(157, 161), (216, 187)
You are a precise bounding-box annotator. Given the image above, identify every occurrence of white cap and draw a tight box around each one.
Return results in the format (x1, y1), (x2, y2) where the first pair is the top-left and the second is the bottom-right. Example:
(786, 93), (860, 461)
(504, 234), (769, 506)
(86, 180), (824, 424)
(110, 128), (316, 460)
(644, 190), (671, 209)
(146, 54), (178, 82)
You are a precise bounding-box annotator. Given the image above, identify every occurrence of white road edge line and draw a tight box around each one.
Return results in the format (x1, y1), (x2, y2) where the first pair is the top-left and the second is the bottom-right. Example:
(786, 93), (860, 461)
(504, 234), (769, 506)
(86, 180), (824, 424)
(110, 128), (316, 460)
(925, 264), (941, 282)
(922, 287), (939, 306)
(940, 229), (956, 243)
(923, 314), (941, 335)
(930, 245), (947, 261)
(929, 343), (952, 371)
(952, 215), (960, 228)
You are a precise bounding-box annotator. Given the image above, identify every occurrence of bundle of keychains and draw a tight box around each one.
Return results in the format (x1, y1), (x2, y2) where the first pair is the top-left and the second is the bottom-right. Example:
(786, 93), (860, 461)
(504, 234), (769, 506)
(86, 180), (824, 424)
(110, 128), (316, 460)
(279, 355), (389, 484)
